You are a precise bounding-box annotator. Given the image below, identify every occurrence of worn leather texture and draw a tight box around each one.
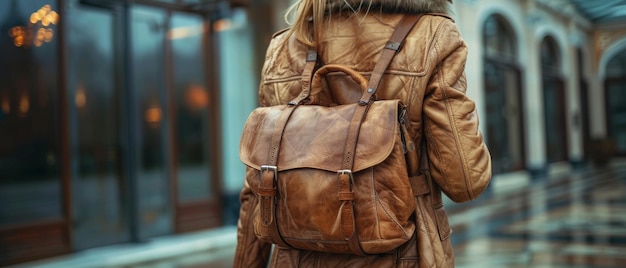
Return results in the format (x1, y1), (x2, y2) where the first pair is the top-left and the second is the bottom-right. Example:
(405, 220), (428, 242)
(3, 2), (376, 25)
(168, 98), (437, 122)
(241, 95), (416, 254)
(235, 3), (492, 267)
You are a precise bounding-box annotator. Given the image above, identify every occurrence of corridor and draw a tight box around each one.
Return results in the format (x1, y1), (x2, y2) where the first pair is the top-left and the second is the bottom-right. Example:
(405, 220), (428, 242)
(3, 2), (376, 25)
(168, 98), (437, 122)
(20, 162), (626, 268)
(137, 162), (626, 268)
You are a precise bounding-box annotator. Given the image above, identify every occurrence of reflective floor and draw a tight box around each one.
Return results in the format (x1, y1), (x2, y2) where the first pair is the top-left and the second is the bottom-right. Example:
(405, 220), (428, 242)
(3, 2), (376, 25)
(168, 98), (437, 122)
(123, 163), (626, 267)
(452, 164), (626, 268)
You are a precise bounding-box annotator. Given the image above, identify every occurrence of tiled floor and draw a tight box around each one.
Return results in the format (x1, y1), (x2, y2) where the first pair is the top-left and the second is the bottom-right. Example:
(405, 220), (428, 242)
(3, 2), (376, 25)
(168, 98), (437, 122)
(23, 163), (626, 268)
(195, 164), (626, 268)
(451, 165), (626, 268)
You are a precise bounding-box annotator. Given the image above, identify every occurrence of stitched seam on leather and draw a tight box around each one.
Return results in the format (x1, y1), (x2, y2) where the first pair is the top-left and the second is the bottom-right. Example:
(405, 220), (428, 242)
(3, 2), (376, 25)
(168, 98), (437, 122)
(263, 34), (285, 83)
(401, 35), (428, 76)
(421, 18), (452, 193)
(235, 191), (257, 268)
(440, 73), (472, 200)
(427, 18), (448, 73)
(272, 83), (282, 106)
(416, 197), (431, 234)
(284, 237), (350, 243)
(324, 70), (427, 77)
(406, 77), (418, 139)
(435, 23), (473, 200)
(374, 193), (408, 239)
(368, 167), (381, 239)
(264, 76), (301, 84)
(423, 117), (448, 191)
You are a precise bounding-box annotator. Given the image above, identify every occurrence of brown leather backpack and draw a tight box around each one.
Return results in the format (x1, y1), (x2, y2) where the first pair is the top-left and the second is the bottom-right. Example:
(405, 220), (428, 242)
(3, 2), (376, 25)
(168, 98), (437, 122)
(239, 14), (425, 256)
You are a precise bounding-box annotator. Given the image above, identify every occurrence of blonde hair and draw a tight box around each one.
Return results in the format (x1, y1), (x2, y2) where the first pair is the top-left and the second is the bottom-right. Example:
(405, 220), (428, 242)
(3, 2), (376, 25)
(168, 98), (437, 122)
(284, 0), (452, 46)
(284, 0), (329, 47)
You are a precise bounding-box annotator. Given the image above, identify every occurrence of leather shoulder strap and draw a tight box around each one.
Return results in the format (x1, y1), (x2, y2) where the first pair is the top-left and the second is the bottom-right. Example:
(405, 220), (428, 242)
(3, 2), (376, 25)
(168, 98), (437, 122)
(343, 13), (425, 172)
(359, 14), (423, 104)
(338, 14), (425, 256)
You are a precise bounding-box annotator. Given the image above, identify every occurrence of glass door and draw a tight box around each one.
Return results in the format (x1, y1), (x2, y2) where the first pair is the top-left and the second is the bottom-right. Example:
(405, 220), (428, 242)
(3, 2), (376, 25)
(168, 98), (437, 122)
(605, 49), (626, 156)
(482, 15), (525, 174)
(606, 79), (626, 155)
(484, 61), (525, 173)
(67, 2), (130, 249)
(131, 5), (172, 239)
(542, 77), (568, 163)
(69, 1), (222, 248)
(170, 12), (222, 232)
(540, 36), (568, 163)
(0, 0), (69, 264)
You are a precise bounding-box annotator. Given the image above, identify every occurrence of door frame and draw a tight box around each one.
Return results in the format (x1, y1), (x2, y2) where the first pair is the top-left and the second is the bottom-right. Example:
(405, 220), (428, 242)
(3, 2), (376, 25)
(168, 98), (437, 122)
(604, 77), (626, 156)
(80, 0), (224, 235)
(483, 57), (527, 174)
(542, 75), (569, 163)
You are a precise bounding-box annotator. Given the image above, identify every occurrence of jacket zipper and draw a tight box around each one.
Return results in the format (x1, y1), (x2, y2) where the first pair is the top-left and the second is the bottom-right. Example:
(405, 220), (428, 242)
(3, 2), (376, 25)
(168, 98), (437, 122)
(399, 105), (416, 154)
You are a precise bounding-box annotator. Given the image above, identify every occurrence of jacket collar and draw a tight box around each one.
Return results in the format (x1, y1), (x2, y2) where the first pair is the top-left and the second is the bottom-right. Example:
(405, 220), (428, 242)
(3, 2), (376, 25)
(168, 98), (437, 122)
(327, 0), (450, 14)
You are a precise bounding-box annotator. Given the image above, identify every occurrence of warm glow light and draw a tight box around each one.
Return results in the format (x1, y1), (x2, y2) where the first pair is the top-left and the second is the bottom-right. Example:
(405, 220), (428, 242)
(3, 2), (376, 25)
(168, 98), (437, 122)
(167, 25), (204, 40)
(9, 26), (26, 47)
(30, 13), (41, 24)
(145, 107), (162, 124)
(13, 5), (59, 47)
(44, 29), (54, 42)
(42, 16), (50, 26)
(213, 19), (232, 32)
(49, 11), (59, 25)
(35, 28), (45, 46)
(185, 85), (209, 110)
(1, 98), (10, 114)
(75, 86), (86, 108)
(14, 36), (24, 47)
(19, 93), (29, 115)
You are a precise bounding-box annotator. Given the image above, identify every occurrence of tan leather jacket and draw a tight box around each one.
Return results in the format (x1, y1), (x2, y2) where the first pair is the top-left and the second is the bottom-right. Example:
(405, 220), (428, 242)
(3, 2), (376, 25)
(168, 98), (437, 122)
(235, 1), (491, 267)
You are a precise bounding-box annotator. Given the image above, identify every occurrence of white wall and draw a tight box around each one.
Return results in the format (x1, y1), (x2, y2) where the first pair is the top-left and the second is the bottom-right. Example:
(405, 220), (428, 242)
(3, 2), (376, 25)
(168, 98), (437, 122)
(453, 0), (594, 173)
(218, 9), (258, 194)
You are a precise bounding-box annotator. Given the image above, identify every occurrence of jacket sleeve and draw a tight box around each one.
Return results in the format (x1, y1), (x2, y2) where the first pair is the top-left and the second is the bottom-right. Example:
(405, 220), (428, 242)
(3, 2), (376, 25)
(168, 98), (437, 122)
(422, 19), (492, 203)
(233, 173), (272, 268)
(233, 35), (280, 268)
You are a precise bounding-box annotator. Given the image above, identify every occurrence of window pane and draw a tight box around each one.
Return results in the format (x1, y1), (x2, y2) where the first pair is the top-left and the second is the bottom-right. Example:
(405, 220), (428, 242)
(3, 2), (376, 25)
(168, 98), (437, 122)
(171, 13), (212, 202)
(483, 15), (516, 61)
(67, 3), (129, 249)
(607, 82), (626, 153)
(0, 0), (62, 226)
(541, 37), (560, 74)
(606, 50), (626, 154)
(484, 62), (525, 173)
(543, 79), (567, 163)
(606, 48), (626, 78)
(132, 5), (172, 237)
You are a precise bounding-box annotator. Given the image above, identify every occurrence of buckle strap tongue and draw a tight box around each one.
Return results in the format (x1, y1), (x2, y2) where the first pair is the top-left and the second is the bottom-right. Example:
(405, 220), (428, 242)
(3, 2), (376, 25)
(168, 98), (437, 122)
(337, 169), (364, 256)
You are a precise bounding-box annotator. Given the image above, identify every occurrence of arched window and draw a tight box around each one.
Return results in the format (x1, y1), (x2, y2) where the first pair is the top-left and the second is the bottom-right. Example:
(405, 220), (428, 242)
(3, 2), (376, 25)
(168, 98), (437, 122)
(484, 14), (516, 61)
(540, 36), (568, 163)
(483, 14), (525, 174)
(605, 47), (626, 155)
(578, 48), (591, 158)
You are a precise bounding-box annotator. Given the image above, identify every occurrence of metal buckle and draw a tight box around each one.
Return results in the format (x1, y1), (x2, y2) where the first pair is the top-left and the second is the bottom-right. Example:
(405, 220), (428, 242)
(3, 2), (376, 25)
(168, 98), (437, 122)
(385, 41), (402, 51)
(337, 169), (354, 184)
(261, 165), (278, 181)
(306, 52), (317, 62)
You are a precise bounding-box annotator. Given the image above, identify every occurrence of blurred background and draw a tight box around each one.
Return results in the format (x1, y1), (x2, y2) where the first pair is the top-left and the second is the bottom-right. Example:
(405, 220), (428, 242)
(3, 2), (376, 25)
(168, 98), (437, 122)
(0, 0), (625, 267)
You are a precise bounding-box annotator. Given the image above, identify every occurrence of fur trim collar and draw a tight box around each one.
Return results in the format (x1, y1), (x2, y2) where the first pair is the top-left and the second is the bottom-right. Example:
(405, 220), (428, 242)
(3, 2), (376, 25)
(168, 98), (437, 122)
(327, 0), (451, 14)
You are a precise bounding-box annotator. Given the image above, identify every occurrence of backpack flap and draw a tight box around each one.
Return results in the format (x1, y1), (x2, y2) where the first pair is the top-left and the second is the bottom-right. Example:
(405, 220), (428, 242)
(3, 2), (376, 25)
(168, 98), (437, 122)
(239, 100), (401, 173)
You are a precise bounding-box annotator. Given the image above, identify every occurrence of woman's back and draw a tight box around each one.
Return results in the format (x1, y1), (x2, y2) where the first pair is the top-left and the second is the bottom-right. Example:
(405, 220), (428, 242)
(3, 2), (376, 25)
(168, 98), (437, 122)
(235, 1), (491, 267)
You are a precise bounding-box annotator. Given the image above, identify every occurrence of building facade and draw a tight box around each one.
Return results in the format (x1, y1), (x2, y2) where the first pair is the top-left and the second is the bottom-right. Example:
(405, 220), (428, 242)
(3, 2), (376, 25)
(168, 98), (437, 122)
(450, 0), (626, 182)
(1, 0), (625, 265)
(0, 0), (253, 265)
